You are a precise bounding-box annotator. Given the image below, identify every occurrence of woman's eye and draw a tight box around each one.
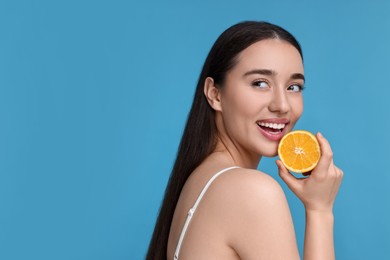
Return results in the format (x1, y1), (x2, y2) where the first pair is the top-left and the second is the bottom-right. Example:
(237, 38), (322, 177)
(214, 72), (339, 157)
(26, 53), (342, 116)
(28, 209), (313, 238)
(287, 84), (303, 92)
(252, 81), (269, 89)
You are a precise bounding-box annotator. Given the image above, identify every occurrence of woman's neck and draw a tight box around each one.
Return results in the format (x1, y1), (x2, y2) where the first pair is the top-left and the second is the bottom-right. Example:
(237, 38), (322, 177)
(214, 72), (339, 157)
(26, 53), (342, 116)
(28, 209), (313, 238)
(212, 136), (261, 169)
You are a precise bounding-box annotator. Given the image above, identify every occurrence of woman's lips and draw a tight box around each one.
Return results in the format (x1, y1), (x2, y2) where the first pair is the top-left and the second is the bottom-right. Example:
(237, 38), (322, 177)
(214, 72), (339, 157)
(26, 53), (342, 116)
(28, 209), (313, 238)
(256, 119), (289, 141)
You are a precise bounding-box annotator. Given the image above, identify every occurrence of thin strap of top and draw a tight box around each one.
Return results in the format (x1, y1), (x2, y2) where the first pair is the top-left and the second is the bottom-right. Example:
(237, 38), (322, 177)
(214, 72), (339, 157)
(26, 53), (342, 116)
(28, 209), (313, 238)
(173, 166), (240, 260)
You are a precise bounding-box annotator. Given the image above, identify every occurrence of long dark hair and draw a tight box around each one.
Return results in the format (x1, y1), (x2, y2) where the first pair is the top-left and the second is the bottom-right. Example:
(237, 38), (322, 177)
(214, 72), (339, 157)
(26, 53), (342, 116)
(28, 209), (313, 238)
(146, 21), (303, 259)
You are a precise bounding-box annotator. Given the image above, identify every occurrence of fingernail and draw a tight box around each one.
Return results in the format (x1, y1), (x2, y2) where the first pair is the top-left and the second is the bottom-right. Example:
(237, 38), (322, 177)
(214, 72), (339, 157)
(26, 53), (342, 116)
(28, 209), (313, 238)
(318, 132), (323, 138)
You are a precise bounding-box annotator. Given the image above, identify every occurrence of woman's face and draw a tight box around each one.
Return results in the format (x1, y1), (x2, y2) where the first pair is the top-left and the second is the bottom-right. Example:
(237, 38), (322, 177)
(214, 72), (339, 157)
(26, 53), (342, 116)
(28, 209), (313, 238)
(219, 39), (304, 157)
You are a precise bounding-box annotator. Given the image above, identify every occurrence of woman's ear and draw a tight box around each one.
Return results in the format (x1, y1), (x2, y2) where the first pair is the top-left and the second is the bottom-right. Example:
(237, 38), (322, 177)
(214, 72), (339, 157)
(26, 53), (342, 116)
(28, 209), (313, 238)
(204, 77), (222, 112)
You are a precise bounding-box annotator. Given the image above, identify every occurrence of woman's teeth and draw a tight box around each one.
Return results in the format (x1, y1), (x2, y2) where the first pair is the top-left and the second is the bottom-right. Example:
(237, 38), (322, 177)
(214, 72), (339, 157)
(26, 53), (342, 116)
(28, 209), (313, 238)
(257, 122), (286, 130)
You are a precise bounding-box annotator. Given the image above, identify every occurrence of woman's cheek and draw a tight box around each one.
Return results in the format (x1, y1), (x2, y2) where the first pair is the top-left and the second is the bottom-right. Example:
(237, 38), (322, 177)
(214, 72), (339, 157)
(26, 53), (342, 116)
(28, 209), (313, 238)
(291, 96), (304, 120)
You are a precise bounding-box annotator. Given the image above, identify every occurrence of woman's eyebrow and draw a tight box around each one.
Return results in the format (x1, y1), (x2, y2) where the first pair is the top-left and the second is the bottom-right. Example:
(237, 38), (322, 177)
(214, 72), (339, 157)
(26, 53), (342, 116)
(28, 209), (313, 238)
(243, 69), (275, 77)
(291, 73), (305, 82)
(243, 69), (305, 83)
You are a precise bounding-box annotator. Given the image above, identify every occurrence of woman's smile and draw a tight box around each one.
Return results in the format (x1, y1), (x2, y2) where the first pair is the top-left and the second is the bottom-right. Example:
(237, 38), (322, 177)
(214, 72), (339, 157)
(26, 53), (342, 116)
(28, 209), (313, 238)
(256, 118), (290, 141)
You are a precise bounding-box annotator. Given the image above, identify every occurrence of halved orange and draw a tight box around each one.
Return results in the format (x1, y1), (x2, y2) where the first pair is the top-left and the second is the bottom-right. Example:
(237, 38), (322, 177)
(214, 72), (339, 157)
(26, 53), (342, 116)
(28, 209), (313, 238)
(278, 130), (321, 173)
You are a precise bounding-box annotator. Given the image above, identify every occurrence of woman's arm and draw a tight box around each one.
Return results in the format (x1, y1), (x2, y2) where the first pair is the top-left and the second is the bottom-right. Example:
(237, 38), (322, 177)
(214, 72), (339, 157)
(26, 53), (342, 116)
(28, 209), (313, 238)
(277, 132), (343, 260)
(304, 210), (334, 260)
(223, 169), (301, 259)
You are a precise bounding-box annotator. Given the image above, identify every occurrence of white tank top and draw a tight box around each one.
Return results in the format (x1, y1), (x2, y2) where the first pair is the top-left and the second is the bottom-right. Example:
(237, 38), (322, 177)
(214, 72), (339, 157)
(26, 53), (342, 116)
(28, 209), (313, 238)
(173, 166), (240, 260)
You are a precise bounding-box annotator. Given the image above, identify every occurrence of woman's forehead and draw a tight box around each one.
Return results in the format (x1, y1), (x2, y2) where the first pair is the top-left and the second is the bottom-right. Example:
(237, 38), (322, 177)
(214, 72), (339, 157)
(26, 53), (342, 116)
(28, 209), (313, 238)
(233, 39), (304, 75)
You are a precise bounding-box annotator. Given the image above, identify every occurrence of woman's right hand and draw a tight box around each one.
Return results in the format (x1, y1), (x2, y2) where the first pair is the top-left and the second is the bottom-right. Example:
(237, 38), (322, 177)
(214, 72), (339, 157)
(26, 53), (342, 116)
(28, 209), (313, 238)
(276, 132), (343, 213)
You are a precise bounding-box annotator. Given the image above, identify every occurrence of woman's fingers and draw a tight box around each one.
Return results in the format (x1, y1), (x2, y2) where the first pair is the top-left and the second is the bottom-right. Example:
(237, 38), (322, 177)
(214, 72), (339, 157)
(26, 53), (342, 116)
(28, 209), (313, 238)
(333, 165), (344, 186)
(313, 132), (334, 177)
(276, 160), (300, 192)
(335, 166), (344, 179)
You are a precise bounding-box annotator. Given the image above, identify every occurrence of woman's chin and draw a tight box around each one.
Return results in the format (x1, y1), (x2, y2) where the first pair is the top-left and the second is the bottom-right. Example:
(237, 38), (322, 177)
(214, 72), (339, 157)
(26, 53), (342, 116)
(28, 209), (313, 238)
(256, 147), (279, 158)
(263, 151), (278, 158)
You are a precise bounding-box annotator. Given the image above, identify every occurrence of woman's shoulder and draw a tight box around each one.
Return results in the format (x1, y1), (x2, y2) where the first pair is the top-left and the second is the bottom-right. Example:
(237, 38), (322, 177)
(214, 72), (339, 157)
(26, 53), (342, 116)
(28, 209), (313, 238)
(204, 167), (298, 258)
(211, 167), (286, 201)
(201, 166), (289, 223)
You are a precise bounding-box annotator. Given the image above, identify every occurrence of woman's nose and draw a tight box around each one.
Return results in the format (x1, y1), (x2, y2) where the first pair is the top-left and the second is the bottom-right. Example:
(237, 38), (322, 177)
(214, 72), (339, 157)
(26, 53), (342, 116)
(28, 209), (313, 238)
(268, 89), (290, 114)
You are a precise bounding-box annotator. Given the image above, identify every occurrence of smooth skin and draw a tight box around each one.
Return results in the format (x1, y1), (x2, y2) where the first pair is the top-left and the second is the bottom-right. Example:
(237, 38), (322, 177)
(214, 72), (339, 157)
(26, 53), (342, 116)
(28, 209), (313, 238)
(167, 39), (343, 259)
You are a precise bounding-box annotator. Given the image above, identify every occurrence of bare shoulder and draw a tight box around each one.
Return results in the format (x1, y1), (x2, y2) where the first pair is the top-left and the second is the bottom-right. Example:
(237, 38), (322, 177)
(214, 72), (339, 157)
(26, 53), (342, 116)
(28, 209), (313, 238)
(207, 167), (300, 259)
(234, 168), (283, 194)
(212, 167), (285, 203)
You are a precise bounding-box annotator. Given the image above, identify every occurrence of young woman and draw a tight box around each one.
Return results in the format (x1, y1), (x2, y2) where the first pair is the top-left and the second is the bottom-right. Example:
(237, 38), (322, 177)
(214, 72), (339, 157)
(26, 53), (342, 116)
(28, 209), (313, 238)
(147, 21), (343, 260)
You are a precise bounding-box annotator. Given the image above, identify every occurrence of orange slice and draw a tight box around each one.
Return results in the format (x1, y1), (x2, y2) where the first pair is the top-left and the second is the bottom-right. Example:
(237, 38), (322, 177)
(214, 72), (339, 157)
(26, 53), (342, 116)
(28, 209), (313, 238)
(278, 130), (321, 173)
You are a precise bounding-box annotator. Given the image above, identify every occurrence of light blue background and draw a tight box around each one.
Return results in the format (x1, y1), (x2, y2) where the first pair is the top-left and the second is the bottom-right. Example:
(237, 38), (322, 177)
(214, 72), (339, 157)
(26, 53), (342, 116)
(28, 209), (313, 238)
(0, 0), (389, 259)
